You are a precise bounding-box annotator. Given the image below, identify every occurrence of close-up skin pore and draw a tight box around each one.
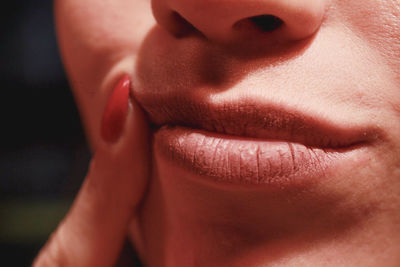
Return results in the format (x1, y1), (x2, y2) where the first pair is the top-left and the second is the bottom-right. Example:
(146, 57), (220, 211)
(35, 0), (400, 266)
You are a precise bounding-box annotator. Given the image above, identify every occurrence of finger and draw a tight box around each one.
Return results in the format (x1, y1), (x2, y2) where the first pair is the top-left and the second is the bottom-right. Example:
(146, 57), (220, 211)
(33, 76), (150, 267)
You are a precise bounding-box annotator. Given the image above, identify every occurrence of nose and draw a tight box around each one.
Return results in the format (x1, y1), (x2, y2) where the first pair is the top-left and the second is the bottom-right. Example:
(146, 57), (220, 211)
(152, 0), (328, 44)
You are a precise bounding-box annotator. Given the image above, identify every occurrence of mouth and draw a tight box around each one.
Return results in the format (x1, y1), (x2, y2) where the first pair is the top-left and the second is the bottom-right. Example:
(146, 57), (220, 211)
(137, 92), (381, 187)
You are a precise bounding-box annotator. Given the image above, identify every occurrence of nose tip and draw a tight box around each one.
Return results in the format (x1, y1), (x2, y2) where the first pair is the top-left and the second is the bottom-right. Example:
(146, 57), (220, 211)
(152, 0), (328, 44)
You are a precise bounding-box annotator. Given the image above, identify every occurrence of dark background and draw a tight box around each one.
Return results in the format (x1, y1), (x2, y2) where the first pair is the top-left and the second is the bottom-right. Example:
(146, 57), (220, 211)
(1, 0), (90, 265)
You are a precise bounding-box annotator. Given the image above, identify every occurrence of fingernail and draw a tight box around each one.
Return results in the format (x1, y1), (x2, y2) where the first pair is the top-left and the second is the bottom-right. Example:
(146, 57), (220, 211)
(101, 75), (131, 143)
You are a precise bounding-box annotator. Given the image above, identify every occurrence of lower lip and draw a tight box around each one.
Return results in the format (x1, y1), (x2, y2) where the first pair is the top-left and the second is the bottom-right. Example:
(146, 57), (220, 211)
(154, 126), (361, 187)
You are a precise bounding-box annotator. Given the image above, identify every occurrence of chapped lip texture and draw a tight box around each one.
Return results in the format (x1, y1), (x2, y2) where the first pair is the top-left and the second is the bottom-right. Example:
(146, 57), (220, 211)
(154, 125), (362, 187)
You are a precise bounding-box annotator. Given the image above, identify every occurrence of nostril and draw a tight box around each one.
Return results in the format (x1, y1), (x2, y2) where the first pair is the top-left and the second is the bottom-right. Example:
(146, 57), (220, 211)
(169, 11), (197, 37)
(250, 15), (283, 32)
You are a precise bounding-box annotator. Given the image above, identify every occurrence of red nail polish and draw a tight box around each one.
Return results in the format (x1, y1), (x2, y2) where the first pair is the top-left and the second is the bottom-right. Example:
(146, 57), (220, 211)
(101, 75), (131, 143)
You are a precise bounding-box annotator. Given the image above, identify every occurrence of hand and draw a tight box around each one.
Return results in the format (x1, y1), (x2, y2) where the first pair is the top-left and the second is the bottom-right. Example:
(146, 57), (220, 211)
(33, 87), (150, 267)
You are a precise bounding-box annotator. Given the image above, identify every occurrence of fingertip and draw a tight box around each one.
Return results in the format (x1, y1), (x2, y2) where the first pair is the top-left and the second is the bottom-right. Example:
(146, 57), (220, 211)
(119, 89), (151, 148)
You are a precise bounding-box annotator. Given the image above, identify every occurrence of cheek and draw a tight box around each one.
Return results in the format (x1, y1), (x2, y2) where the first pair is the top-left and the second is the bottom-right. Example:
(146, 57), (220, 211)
(331, 0), (400, 143)
(55, 0), (154, 87)
(335, 0), (400, 72)
(54, 0), (155, 147)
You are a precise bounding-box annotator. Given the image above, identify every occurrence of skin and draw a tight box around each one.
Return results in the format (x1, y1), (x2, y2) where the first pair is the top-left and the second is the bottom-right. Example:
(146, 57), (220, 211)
(36, 0), (400, 266)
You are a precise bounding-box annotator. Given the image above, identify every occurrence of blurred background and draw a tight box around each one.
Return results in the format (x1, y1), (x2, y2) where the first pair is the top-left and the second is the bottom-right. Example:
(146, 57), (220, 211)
(1, 0), (90, 265)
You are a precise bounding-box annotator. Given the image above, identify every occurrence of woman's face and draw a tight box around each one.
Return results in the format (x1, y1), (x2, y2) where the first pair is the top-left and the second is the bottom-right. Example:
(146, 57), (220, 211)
(55, 0), (400, 266)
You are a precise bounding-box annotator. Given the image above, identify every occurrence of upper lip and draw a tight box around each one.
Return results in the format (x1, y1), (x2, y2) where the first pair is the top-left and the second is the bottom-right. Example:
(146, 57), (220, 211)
(135, 93), (381, 148)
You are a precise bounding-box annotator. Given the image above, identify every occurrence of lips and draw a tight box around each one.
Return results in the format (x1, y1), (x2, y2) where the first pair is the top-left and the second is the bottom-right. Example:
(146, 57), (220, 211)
(135, 91), (381, 186)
